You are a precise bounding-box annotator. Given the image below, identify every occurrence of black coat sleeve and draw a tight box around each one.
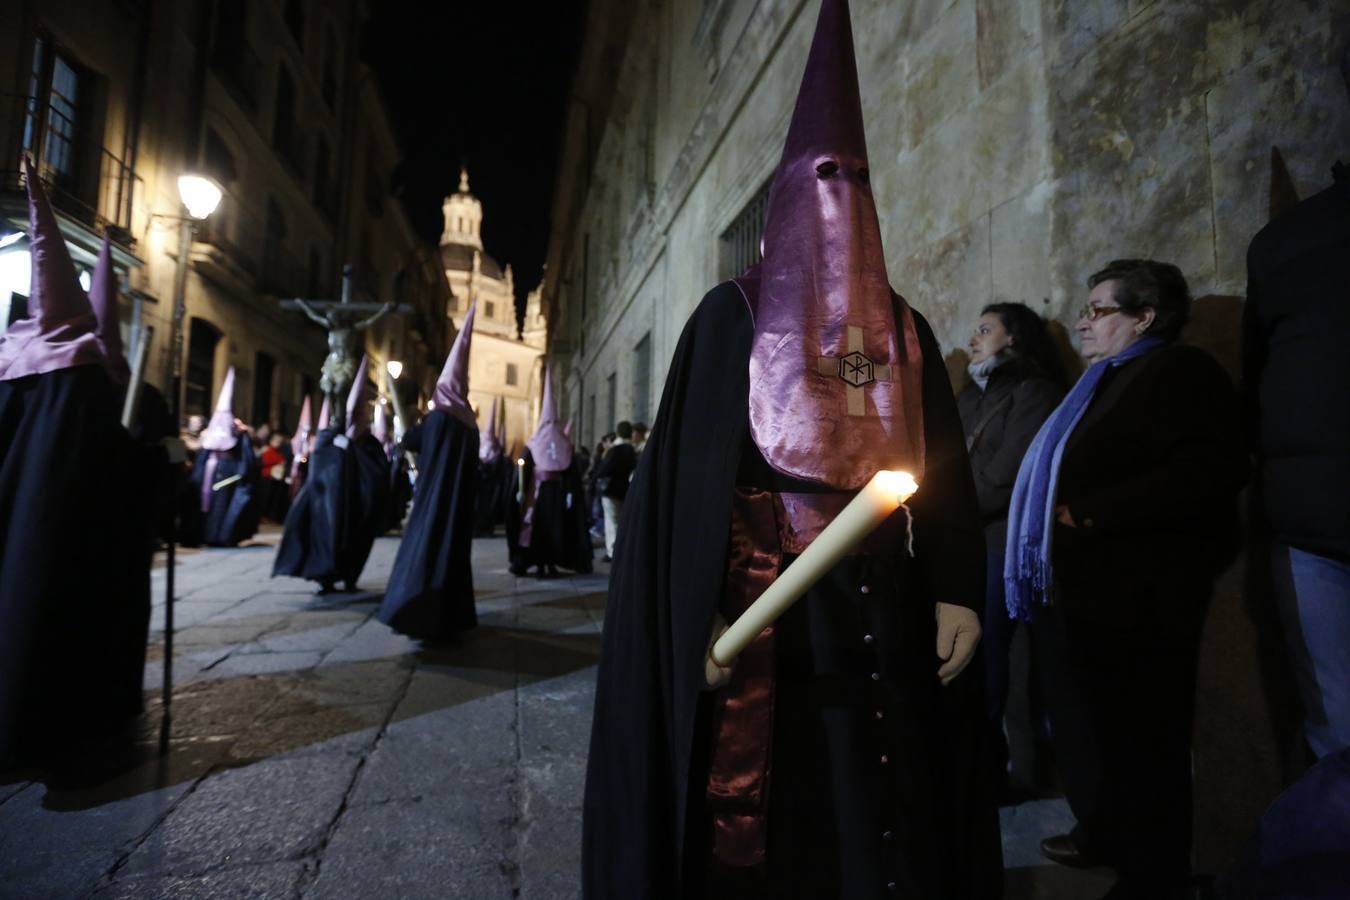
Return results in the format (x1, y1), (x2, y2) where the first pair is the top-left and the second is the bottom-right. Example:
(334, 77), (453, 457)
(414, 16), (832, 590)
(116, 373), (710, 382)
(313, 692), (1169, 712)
(971, 378), (1062, 519)
(908, 310), (987, 616)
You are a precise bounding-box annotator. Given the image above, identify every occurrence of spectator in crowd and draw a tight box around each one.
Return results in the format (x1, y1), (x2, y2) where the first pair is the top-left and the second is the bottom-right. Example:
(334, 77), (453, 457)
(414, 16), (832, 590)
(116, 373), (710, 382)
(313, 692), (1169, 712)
(1244, 146), (1350, 760)
(587, 433), (615, 541)
(956, 301), (1066, 798)
(631, 422), (648, 454)
(594, 421), (638, 562)
(1007, 259), (1246, 898)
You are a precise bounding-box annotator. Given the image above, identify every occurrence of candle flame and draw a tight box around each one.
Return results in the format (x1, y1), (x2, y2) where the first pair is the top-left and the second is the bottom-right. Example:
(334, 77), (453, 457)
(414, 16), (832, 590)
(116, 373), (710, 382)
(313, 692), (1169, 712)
(874, 470), (919, 503)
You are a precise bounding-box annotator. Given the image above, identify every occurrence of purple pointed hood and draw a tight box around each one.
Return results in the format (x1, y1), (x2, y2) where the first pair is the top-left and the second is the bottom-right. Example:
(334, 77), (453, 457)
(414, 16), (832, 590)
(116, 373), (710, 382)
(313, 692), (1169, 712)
(89, 233), (130, 385)
(373, 398), (394, 453)
(433, 298), (477, 428)
(739, 0), (925, 490)
(479, 394), (503, 463)
(346, 354), (375, 438)
(291, 395), (312, 460)
(317, 395), (332, 431)
(200, 366), (240, 451)
(0, 157), (105, 381)
(526, 368), (572, 472)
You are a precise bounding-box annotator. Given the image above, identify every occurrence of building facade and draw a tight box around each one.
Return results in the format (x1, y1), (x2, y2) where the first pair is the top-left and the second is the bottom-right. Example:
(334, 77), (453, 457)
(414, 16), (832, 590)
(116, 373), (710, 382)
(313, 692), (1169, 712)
(439, 167), (544, 453)
(0, 0), (452, 432)
(539, 0), (1350, 875)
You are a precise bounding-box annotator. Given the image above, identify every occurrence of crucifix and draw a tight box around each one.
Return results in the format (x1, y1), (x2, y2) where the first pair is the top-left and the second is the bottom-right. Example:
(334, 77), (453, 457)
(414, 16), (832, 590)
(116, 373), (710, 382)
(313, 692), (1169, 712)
(281, 264), (399, 430)
(815, 325), (894, 416)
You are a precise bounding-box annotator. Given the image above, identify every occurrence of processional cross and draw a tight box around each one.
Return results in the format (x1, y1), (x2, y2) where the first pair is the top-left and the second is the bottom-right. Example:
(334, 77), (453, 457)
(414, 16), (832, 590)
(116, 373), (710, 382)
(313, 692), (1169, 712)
(281, 264), (400, 430)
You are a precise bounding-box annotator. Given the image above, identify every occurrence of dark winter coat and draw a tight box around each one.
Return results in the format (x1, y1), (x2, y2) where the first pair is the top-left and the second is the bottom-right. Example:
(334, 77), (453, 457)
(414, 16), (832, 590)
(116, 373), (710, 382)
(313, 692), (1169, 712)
(956, 359), (1063, 551)
(594, 441), (637, 501)
(1244, 163), (1350, 561)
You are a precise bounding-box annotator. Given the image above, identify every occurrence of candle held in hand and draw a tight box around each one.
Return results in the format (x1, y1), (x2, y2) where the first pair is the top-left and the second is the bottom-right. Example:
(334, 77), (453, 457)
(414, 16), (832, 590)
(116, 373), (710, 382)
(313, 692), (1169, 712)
(710, 470), (918, 668)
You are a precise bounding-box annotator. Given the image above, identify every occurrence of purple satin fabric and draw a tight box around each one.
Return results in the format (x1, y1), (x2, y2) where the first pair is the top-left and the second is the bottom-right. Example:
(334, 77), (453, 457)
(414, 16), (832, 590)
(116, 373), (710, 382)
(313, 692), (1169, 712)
(200, 452), (220, 512)
(741, 0), (925, 490)
(89, 234), (130, 385)
(527, 369), (572, 472)
(200, 367), (239, 451)
(434, 299), (478, 429)
(479, 398), (504, 463)
(707, 487), (781, 873)
(775, 490), (906, 556)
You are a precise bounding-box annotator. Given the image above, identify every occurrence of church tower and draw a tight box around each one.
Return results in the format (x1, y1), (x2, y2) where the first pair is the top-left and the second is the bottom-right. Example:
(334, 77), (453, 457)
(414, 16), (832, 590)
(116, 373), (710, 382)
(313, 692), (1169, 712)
(440, 167), (483, 251)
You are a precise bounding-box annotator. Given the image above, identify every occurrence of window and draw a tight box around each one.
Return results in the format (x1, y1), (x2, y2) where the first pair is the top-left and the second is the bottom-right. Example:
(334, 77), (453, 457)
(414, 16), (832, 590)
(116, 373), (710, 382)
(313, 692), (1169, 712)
(204, 128), (238, 183)
(307, 247), (322, 296)
(273, 67), (302, 174)
(485, 300), (496, 320)
(313, 137), (336, 219)
(253, 352), (276, 425)
(321, 26), (339, 108)
(22, 37), (93, 192)
(719, 179), (771, 280)
(186, 318), (222, 418)
(633, 332), (652, 424)
(262, 197), (287, 291)
(606, 372), (617, 431)
(285, 0), (305, 48)
(365, 159), (384, 215)
(505, 363), (518, 387)
(212, 2), (258, 111)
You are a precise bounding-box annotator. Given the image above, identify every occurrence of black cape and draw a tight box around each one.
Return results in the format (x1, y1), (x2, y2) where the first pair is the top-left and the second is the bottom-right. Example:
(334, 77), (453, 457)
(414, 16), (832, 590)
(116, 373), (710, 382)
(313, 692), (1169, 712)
(273, 428), (391, 588)
(377, 410), (479, 640)
(582, 282), (1001, 899)
(475, 453), (514, 536)
(506, 448), (593, 575)
(0, 366), (148, 765)
(185, 442), (260, 547)
(384, 449), (413, 533)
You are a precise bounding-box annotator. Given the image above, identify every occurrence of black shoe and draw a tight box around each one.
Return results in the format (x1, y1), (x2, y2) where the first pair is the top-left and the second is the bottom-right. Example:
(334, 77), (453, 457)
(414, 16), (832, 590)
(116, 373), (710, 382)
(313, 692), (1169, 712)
(1040, 833), (1109, 868)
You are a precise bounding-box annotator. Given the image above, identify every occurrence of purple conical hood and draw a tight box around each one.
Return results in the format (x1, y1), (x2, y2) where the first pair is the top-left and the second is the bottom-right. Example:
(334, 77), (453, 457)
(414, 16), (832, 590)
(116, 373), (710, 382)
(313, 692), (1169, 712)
(526, 367), (572, 472)
(433, 298), (476, 428)
(0, 157), (104, 380)
(373, 398), (394, 454)
(200, 366), (240, 451)
(346, 354), (375, 438)
(317, 395), (332, 431)
(479, 394), (503, 463)
(89, 233), (130, 385)
(741, 0), (925, 490)
(291, 395), (312, 460)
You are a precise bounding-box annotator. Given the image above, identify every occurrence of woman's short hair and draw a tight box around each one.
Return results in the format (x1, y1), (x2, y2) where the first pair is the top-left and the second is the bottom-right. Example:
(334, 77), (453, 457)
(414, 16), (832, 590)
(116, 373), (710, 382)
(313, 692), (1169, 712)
(981, 301), (1069, 387)
(1087, 259), (1191, 342)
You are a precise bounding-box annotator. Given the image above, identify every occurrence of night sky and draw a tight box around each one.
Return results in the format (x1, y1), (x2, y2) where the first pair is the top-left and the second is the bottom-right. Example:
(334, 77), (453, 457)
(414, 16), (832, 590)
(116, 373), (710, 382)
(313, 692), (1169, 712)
(364, 3), (586, 314)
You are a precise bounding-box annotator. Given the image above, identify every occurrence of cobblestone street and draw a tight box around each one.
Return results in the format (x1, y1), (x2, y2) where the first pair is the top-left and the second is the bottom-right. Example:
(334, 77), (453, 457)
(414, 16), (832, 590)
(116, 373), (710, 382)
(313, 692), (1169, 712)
(0, 529), (1110, 899)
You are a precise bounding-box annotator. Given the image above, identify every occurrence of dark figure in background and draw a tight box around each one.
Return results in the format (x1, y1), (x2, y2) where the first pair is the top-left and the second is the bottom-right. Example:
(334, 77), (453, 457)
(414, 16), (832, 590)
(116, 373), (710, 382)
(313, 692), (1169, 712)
(507, 369), (592, 577)
(274, 355), (391, 592)
(185, 368), (260, 547)
(378, 301), (480, 641)
(587, 433), (616, 541)
(584, 3), (1001, 896)
(956, 302), (1065, 797)
(259, 428), (290, 523)
(372, 399), (410, 532)
(0, 164), (145, 772)
(1244, 137), (1350, 759)
(594, 420), (638, 562)
(474, 395), (513, 536)
(1008, 260), (1247, 899)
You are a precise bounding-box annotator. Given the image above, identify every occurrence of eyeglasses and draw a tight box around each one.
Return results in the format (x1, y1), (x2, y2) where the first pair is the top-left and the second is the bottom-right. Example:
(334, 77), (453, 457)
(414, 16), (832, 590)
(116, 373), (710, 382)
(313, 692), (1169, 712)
(1077, 304), (1122, 322)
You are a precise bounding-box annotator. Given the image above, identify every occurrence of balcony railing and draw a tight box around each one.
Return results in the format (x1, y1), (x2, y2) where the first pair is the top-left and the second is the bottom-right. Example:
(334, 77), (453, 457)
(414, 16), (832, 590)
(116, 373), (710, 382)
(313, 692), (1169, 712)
(0, 93), (142, 246)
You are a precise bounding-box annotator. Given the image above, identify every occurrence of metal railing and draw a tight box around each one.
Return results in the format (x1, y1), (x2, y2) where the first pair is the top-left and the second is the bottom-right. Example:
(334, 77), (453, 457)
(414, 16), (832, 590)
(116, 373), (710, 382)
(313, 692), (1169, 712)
(0, 93), (142, 244)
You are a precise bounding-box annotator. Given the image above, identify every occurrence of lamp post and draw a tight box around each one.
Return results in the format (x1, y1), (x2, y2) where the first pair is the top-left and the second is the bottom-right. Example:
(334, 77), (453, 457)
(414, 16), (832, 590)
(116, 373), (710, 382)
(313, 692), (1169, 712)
(160, 174), (221, 754)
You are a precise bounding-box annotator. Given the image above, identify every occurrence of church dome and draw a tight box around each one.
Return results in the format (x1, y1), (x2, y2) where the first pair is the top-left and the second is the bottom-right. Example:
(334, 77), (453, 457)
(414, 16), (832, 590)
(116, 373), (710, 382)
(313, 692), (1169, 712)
(440, 242), (505, 280)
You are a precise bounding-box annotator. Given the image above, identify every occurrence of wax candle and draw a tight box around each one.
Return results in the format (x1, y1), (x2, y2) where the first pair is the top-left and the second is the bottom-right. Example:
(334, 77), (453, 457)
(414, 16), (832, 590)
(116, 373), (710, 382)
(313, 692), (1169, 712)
(710, 469), (918, 668)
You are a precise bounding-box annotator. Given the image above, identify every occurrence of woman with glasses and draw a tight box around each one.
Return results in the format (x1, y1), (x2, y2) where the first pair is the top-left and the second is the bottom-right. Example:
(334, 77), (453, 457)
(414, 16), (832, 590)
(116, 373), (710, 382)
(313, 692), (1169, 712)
(956, 302), (1066, 800)
(1007, 259), (1246, 900)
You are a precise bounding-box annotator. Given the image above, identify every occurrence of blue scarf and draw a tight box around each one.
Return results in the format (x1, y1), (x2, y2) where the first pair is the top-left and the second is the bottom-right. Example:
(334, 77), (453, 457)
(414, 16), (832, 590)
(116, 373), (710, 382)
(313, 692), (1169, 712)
(1003, 336), (1164, 621)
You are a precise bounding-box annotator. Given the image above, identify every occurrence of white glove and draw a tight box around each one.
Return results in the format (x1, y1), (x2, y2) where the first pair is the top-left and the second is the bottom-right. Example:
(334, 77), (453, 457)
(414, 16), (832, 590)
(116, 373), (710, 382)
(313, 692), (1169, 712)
(703, 612), (734, 690)
(935, 602), (981, 686)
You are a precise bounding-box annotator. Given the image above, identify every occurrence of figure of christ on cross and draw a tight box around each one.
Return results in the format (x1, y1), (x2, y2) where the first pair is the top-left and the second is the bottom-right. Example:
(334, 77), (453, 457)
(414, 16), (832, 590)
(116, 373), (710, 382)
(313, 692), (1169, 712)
(281, 264), (398, 430)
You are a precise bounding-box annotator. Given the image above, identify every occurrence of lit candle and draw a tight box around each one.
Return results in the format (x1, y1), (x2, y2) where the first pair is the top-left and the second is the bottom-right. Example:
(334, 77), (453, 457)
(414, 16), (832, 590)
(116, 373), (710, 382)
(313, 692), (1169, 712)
(710, 470), (918, 668)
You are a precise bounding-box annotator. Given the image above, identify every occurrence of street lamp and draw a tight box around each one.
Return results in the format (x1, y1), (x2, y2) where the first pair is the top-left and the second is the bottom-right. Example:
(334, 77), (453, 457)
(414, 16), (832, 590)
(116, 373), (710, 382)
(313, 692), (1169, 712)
(160, 172), (222, 754)
(386, 359), (403, 380)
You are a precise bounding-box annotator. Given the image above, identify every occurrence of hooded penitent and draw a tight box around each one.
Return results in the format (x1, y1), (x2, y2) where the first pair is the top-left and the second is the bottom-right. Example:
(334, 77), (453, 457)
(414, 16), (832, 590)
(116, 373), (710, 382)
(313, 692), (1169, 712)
(200, 367), (240, 452)
(525, 368), (572, 473)
(317, 394), (332, 432)
(742, 0), (924, 490)
(89, 233), (130, 385)
(373, 400), (394, 456)
(479, 395), (503, 464)
(0, 157), (105, 381)
(433, 299), (477, 429)
(345, 355), (374, 439)
(292, 395), (313, 463)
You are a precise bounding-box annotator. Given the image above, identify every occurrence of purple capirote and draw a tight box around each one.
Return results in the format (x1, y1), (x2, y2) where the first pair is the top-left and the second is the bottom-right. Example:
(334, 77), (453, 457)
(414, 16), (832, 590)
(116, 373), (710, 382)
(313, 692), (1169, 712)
(0, 157), (105, 381)
(479, 394), (503, 463)
(199, 366), (240, 451)
(88, 232), (130, 385)
(739, 0), (925, 491)
(526, 367), (572, 473)
(346, 354), (375, 439)
(432, 298), (478, 430)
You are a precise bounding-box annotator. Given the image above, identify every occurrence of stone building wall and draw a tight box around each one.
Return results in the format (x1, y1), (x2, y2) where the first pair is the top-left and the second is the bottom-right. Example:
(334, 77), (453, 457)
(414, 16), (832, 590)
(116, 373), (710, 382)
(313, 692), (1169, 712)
(544, 0), (1350, 873)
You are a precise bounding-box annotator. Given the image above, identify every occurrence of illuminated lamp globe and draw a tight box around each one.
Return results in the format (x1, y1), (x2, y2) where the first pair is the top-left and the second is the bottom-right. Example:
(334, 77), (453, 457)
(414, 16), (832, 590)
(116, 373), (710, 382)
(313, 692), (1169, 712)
(177, 175), (223, 220)
(386, 360), (404, 381)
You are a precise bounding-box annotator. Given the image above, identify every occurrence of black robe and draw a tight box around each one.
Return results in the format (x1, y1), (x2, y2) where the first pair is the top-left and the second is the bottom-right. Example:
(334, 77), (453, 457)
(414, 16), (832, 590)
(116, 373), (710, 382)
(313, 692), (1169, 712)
(273, 428), (391, 588)
(507, 448), (593, 575)
(377, 410), (478, 640)
(185, 442), (260, 547)
(385, 449), (413, 533)
(582, 283), (1001, 899)
(475, 453), (514, 536)
(0, 366), (147, 766)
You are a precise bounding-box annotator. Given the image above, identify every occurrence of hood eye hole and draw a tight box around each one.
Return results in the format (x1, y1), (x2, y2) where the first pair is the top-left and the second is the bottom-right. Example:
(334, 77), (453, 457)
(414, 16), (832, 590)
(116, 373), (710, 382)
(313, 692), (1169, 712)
(816, 160), (839, 178)
(858, 168), (870, 185)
